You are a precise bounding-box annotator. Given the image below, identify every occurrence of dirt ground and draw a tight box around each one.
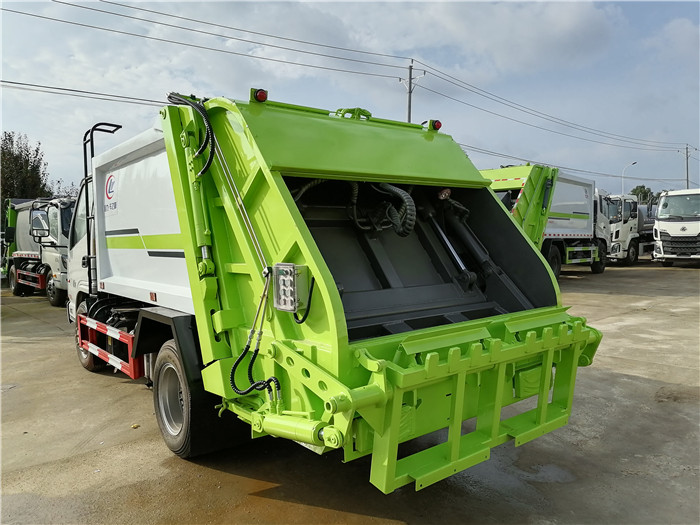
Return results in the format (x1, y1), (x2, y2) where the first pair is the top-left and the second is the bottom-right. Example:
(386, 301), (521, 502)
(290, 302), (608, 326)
(1, 259), (699, 524)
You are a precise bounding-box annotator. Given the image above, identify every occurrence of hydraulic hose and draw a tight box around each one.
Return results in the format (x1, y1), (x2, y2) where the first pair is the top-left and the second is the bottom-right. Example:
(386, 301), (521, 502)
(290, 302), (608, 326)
(378, 183), (416, 237)
(167, 93), (214, 177)
(229, 273), (281, 399)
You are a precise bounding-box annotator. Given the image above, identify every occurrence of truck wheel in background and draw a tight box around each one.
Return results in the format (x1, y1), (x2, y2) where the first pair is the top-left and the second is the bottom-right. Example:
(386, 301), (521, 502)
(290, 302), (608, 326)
(8, 265), (29, 297)
(153, 339), (246, 458)
(661, 260), (674, 267)
(547, 245), (562, 279)
(623, 239), (639, 266)
(46, 273), (67, 307)
(76, 301), (107, 372)
(591, 240), (607, 274)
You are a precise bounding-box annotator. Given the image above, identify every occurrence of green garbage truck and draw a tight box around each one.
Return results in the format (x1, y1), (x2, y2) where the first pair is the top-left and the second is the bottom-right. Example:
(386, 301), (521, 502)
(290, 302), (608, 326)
(482, 164), (608, 278)
(53, 90), (601, 493)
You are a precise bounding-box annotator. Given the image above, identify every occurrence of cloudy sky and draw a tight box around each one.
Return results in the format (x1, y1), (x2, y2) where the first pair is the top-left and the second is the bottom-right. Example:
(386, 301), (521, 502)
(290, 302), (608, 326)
(2, 1), (698, 195)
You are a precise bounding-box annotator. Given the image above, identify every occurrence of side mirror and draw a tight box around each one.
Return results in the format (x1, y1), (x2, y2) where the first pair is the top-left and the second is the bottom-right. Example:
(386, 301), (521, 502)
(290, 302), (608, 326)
(630, 212), (638, 219)
(5, 226), (16, 244)
(30, 209), (50, 238)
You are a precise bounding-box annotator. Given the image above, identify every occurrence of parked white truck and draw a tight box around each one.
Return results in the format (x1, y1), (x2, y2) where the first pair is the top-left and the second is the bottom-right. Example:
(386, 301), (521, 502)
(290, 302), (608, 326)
(605, 194), (655, 265)
(653, 188), (700, 266)
(2, 197), (75, 306)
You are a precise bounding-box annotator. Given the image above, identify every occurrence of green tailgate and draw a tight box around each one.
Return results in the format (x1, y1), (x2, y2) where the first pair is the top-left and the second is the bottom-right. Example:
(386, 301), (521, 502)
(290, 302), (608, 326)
(482, 164), (558, 249)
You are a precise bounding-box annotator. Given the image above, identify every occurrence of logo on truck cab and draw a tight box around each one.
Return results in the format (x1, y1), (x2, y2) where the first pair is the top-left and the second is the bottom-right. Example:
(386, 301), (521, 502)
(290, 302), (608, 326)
(104, 174), (118, 215)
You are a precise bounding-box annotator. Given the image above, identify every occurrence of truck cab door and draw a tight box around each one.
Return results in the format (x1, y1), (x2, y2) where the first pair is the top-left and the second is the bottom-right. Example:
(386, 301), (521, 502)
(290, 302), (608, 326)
(67, 181), (92, 320)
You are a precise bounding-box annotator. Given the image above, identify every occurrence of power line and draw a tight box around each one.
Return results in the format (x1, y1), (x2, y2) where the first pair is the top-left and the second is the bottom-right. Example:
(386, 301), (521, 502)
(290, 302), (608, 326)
(99, 0), (692, 151)
(10, 4), (696, 156)
(1, 80), (165, 107)
(99, 0), (411, 61)
(418, 83), (681, 152)
(54, 0), (407, 72)
(3, 78), (694, 190)
(415, 59), (690, 149)
(458, 142), (689, 183)
(1, 7), (400, 81)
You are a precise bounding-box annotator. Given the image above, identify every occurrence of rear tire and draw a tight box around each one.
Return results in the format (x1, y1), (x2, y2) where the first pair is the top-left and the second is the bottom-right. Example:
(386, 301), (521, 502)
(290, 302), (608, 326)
(153, 339), (246, 458)
(9, 265), (30, 297)
(661, 260), (674, 267)
(76, 301), (107, 372)
(47, 274), (67, 307)
(546, 245), (562, 279)
(591, 241), (606, 274)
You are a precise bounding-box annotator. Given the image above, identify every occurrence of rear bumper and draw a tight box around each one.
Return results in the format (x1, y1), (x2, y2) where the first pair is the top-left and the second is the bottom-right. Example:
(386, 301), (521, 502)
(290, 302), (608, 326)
(352, 306), (601, 493)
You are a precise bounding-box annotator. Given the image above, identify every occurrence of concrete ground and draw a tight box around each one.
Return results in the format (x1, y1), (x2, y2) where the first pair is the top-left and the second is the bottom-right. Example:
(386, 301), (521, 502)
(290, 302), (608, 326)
(1, 259), (698, 524)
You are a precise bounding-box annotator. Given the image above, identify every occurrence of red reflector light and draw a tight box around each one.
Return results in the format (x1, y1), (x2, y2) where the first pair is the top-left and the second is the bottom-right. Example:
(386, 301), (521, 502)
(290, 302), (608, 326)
(254, 89), (268, 102)
(432, 120), (442, 130)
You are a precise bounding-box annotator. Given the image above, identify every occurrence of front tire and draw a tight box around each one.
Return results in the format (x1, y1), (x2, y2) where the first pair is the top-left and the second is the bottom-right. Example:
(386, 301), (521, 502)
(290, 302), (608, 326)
(76, 301), (106, 372)
(661, 260), (674, 267)
(47, 274), (67, 307)
(623, 240), (639, 266)
(153, 339), (247, 458)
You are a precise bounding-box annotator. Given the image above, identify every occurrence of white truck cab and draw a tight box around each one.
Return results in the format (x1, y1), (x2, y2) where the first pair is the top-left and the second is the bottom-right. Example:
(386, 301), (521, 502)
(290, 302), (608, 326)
(653, 188), (700, 266)
(606, 194), (655, 265)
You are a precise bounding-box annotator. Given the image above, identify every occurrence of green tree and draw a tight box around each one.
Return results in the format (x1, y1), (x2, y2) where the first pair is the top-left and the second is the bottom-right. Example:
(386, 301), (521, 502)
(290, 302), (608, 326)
(629, 184), (653, 204)
(1, 131), (52, 197)
(1, 132), (52, 229)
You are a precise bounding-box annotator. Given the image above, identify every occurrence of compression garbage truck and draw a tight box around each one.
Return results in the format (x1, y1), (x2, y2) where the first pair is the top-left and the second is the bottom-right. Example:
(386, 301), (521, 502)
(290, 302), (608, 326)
(481, 164), (607, 278)
(653, 188), (700, 266)
(3, 197), (75, 305)
(66, 90), (601, 493)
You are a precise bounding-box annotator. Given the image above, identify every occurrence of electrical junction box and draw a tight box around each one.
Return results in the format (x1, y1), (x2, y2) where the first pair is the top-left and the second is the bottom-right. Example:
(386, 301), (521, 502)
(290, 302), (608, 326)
(273, 263), (308, 313)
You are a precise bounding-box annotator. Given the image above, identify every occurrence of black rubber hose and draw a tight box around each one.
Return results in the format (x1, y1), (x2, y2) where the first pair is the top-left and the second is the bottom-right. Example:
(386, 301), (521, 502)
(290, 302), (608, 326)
(293, 277), (316, 324)
(229, 344), (277, 397)
(379, 183), (416, 237)
(167, 93), (214, 176)
(293, 179), (325, 202)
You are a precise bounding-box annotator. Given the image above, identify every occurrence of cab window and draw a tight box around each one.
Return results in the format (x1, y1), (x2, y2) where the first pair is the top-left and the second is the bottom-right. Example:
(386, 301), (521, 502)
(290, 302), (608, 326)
(48, 207), (59, 240)
(70, 183), (91, 248)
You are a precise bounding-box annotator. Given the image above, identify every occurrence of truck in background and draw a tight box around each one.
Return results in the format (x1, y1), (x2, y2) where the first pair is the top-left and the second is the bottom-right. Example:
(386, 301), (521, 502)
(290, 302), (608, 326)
(481, 165), (608, 278)
(653, 188), (700, 266)
(3, 197), (75, 306)
(64, 91), (601, 493)
(605, 194), (655, 265)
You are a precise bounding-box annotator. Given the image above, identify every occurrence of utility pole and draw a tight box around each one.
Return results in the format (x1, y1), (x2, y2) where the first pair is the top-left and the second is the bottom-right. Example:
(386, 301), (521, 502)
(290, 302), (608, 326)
(400, 59), (425, 123)
(686, 144), (690, 190)
(407, 61), (413, 123)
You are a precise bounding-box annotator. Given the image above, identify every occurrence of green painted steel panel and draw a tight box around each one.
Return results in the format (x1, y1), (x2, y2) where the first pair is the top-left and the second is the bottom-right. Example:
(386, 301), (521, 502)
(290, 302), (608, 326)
(237, 100), (489, 187)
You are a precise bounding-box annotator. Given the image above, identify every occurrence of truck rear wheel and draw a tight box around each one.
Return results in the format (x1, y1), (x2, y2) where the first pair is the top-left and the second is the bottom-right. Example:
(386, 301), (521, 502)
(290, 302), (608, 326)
(153, 339), (245, 458)
(76, 301), (107, 372)
(591, 240), (606, 274)
(47, 274), (67, 307)
(546, 245), (562, 279)
(9, 265), (30, 297)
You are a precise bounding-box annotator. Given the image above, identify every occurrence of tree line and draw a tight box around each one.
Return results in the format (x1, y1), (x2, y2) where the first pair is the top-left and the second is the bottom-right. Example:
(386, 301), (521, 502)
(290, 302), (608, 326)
(1, 131), (78, 229)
